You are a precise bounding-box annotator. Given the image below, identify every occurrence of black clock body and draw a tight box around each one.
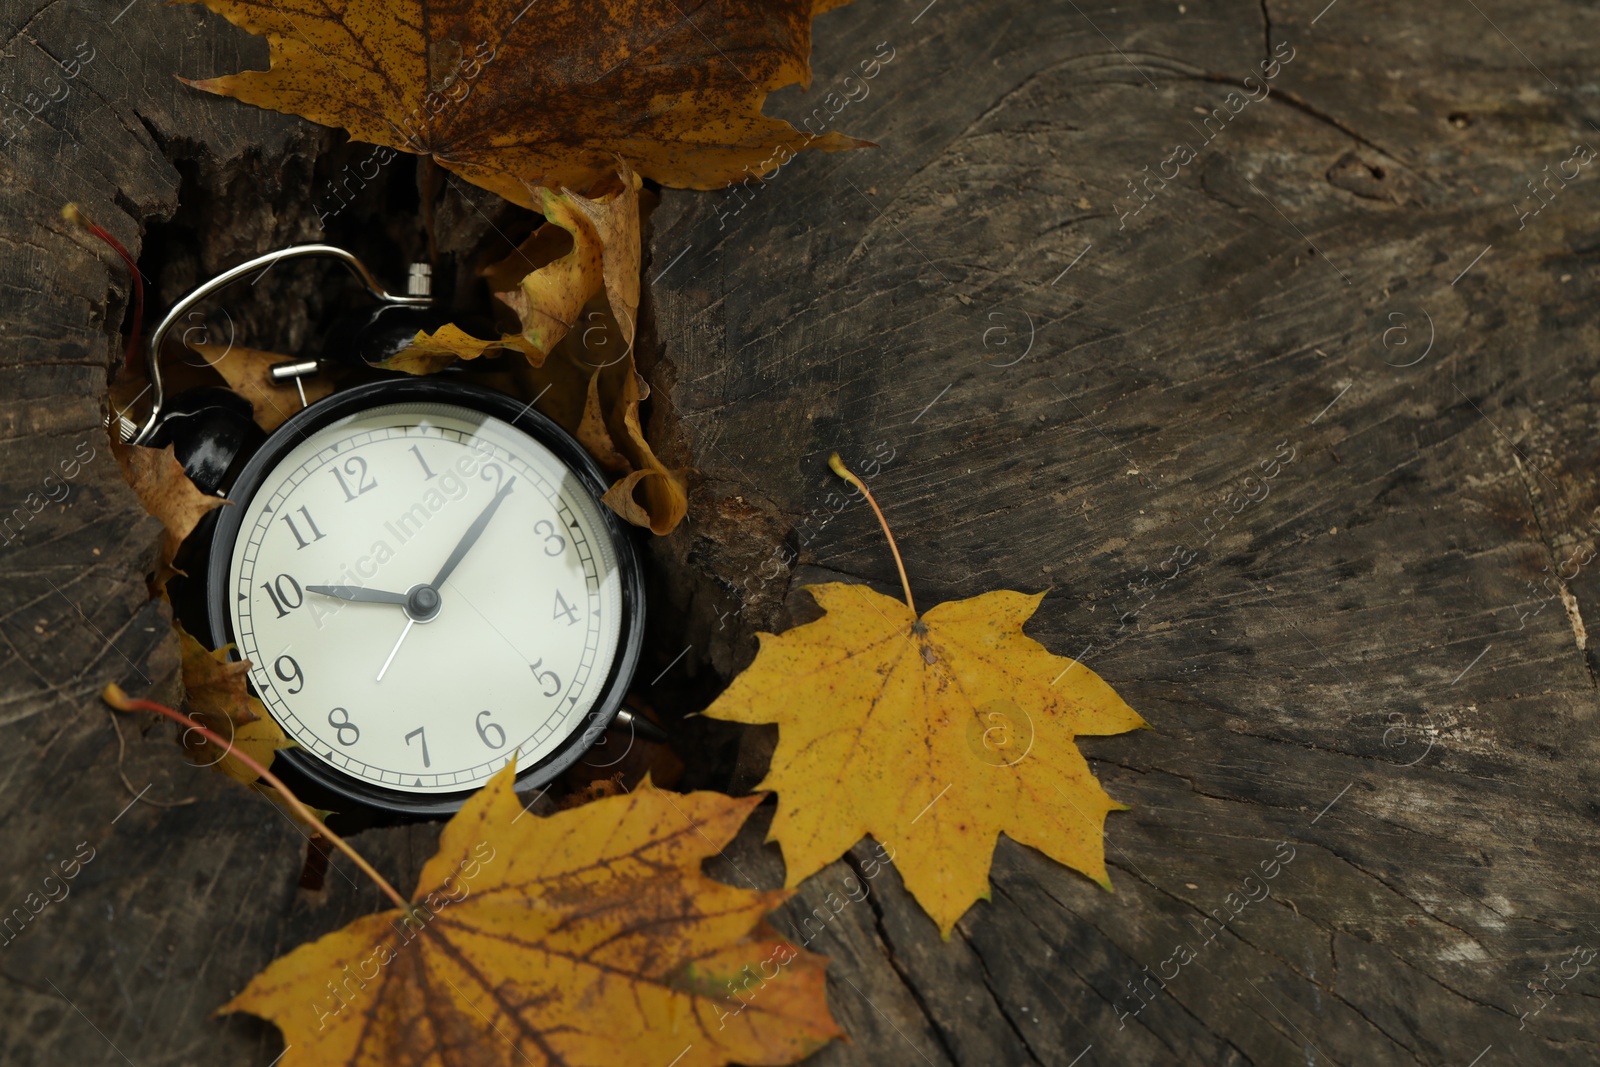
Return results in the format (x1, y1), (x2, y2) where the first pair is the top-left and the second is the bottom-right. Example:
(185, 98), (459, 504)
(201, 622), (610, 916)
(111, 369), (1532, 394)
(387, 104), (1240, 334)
(181, 377), (646, 823)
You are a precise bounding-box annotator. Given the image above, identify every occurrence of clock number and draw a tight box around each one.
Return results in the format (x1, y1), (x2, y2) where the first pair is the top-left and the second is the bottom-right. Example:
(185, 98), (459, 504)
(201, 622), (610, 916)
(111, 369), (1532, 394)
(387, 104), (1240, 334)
(260, 574), (304, 618)
(534, 519), (566, 557)
(281, 506), (325, 549)
(481, 462), (506, 493)
(273, 654), (304, 694)
(331, 455), (377, 502)
(328, 707), (359, 746)
(529, 658), (562, 698)
(475, 710), (507, 749)
(409, 445), (437, 480)
(405, 726), (431, 768)
(553, 589), (580, 626)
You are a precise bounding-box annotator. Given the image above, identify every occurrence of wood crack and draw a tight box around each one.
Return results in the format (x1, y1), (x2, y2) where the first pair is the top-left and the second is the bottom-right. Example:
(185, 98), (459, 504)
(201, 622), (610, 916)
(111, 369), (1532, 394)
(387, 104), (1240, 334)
(1507, 450), (1600, 690)
(842, 850), (959, 1065)
(950, 924), (1047, 1065)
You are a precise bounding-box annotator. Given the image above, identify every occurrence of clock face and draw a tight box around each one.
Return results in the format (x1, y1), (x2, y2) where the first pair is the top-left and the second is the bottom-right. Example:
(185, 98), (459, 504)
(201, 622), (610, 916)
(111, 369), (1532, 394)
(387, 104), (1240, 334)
(223, 398), (626, 796)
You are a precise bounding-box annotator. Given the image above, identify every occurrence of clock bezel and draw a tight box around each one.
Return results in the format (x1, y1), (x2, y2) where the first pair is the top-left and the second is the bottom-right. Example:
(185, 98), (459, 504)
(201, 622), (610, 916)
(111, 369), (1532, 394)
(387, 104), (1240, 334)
(206, 377), (646, 817)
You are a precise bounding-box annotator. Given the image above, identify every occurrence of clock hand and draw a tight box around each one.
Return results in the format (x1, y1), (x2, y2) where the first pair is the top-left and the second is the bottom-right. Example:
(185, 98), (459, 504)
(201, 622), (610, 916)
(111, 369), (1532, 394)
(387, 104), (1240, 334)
(375, 617), (414, 683)
(430, 476), (517, 589)
(306, 585), (410, 605)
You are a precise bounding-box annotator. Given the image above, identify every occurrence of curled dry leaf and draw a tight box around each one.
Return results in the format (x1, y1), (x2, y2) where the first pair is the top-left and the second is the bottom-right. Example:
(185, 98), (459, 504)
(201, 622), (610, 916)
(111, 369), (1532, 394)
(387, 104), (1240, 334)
(518, 299), (689, 535)
(593, 362), (689, 535)
(508, 172), (640, 356)
(225, 766), (841, 1066)
(189, 342), (336, 432)
(176, 624), (293, 786)
(110, 439), (228, 588)
(181, 0), (869, 202)
(376, 324), (531, 377)
(703, 583), (1149, 936)
(391, 165), (689, 533)
(396, 165), (640, 371)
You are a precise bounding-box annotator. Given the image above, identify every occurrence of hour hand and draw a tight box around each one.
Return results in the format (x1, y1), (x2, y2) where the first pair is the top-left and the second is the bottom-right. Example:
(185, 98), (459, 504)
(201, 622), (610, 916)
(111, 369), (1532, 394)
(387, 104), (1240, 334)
(305, 584), (410, 605)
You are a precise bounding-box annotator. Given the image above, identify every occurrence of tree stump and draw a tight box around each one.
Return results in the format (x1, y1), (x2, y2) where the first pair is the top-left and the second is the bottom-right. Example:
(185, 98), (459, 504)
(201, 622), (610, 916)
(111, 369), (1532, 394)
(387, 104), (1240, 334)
(2, 0), (1597, 1063)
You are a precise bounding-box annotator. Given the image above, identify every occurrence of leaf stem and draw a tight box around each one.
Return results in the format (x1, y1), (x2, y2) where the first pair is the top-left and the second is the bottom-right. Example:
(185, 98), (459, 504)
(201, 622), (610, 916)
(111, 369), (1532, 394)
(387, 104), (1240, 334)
(64, 204), (144, 373)
(829, 453), (915, 615)
(102, 684), (411, 912)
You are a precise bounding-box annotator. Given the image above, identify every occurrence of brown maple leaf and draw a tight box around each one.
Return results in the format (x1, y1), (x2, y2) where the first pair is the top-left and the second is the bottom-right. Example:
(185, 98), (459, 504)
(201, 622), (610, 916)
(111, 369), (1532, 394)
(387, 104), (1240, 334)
(176, 623), (293, 787)
(183, 0), (871, 202)
(110, 439), (228, 589)
(225, 767), (841, 1066)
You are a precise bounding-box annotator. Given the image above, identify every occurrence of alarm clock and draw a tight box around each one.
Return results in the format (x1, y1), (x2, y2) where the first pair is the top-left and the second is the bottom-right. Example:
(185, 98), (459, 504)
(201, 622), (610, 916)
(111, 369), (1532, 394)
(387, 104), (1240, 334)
(127, 245), (647, 818)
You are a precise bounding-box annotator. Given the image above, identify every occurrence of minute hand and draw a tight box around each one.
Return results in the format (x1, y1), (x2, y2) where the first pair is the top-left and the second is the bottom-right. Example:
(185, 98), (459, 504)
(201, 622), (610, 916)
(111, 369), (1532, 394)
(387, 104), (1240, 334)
(431, 477), (517, 588)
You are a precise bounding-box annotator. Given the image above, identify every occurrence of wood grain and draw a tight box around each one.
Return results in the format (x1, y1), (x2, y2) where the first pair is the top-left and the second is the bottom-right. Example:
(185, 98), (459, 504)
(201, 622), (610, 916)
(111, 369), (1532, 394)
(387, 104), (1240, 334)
(1, 0), (1597, 1062)
(651, 0), (1600, 1063)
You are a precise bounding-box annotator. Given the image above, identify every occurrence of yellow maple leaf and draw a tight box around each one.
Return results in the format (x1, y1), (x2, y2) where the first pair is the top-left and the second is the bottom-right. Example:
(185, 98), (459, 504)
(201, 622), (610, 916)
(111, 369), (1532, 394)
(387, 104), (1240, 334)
(225, 766), (841, 1066)
(507, 171), (640, 357)
(703, 462), (1148, 935)
(181, 0), (870, 202)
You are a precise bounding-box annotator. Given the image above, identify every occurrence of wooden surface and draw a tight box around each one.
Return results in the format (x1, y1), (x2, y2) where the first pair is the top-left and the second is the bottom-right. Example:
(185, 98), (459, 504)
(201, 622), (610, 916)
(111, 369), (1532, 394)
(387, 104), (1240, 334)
(3, 0), (1599, 1063)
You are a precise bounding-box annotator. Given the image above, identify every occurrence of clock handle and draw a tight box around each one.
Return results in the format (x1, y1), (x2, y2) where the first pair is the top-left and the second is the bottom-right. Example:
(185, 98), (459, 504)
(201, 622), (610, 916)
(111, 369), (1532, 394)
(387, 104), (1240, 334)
(117, 244), (432, 446)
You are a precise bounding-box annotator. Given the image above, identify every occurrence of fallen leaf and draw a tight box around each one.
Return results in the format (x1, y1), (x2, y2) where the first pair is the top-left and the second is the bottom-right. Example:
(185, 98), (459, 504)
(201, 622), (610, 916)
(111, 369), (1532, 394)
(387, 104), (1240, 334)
(226, 766), (841, 1066)
(111, 439), (229, 587)
(377, 323), (532, 377)
(391, 165), (690, 533)
(176, 623), (293, 786)
(556, 773), (628, 810)
(399, 165), (640, 370)
(539, 306), (690, 534)
(506, 173), (637, 357)
(183, 0), (870, 203)
(561, 700), (684, 796)
(111, 440), (226, 541)
(703, 582), (1148, 935)
(189, 342), (335, 431)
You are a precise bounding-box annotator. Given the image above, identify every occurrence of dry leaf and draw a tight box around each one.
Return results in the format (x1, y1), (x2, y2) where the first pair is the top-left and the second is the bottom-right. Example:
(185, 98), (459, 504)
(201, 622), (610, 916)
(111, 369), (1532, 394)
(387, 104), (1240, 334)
(226, 766), (841, 1066)
(595, 365), (689, 536)
(111, 440), (225, 542)
(404, 165), (639, 367)
(556, 773), (627, 810)
(190, 342), (335, 431)
(703, 583), (1148, 935)
(377, 323), (533, 377)
(177, 623), (293, 786)
(504, 175), (635, 357)
(110, 439), (228, 587)
(183, 0), (870, 202)
(393, 165), (689, 534)
(527, 302), (689, 535)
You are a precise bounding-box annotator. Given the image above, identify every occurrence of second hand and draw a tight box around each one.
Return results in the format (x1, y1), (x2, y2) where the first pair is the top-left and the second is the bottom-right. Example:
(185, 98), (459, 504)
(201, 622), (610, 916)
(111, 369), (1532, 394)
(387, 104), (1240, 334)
(375, 617), (414, 682)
